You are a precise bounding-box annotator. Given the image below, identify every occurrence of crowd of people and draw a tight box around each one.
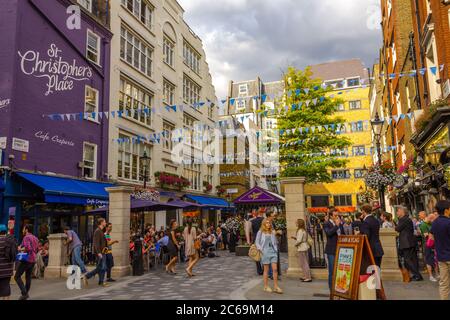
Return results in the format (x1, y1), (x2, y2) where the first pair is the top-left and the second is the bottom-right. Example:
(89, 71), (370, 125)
(315, 202), (450, 300)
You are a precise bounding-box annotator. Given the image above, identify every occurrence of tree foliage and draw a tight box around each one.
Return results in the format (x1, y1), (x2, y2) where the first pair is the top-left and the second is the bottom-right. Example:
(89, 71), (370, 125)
(276, 67), (352, 183)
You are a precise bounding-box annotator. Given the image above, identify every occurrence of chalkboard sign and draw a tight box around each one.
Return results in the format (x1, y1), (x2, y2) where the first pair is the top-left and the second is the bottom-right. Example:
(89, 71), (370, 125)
(330, 235), (386, 300)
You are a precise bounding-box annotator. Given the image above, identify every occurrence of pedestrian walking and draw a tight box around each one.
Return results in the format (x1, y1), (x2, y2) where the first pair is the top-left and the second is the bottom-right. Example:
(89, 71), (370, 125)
(381, 212), (394, 228)
(14, 224), (39, 300)
(0, 224), (17, 300)
(84, 218), (109, 287)
(251, 209), (265, 276)
(183, 218), (200, 277)
(64, 226), (87, 275)
(430, 200), (450, 300)
(395, 206), (423, 281)
(418, 212), (438, 282)
(360, 204), (384, 268)
(165, 219), (179, 275)
(220, 220), (228, 250)
(104, 223), (118, 282)
(255, 218), (283, 294)
(324, 208), (344, 291)
(292, 219), (312, 282)
(352, 212), (363, 234)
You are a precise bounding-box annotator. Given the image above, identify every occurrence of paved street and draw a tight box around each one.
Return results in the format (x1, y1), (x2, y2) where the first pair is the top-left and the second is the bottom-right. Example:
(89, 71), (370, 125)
(8, 250), (442, 300)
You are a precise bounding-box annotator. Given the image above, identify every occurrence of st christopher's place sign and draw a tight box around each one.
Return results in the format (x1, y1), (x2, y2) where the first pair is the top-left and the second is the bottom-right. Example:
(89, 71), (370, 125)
(18, 43), (93, 96)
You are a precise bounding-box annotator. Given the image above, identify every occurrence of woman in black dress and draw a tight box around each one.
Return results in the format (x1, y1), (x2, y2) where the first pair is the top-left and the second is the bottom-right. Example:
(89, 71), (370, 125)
(165, 220), (179, 275)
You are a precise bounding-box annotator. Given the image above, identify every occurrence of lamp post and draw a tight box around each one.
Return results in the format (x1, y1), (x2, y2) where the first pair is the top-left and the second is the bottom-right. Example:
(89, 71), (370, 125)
(371, 112), (386, 211)
(141, 150), (150, 189)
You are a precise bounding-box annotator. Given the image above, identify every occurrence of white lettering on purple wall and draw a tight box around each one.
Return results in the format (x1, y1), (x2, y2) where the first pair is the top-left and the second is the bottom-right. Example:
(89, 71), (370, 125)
(35, 131), (75, 147)
(18, 44), (93, 96)
(66, 5), (81, 30)
(0, 98), (11, 110)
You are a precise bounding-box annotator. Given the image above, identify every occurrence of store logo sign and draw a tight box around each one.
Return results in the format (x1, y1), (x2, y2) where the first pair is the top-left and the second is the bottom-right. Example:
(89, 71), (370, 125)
(12, 138), (29, 153)
(0, 137), (6, 150)
(18, 43), (93, 96)
(0, 98), (11, 110)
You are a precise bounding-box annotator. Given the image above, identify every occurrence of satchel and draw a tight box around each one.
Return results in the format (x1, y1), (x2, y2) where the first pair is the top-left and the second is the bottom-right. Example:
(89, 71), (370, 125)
(248, 244), (261, 262)
(16, 252), (29, 262)
(306, 232), (314, 247)
(194, 239), (201, 250)
(426, 237), (435, 249)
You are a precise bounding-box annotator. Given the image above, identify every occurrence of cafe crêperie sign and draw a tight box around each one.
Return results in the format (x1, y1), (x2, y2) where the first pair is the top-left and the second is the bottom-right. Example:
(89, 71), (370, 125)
(18, 43), (93, 96)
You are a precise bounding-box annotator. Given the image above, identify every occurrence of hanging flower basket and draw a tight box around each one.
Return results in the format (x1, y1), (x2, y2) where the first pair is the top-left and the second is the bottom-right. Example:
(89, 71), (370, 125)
(365, 161), (396, 191)
(357, 190), (376, 204)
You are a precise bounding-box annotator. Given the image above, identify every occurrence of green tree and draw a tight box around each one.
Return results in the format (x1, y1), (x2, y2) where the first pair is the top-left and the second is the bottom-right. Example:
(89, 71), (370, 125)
(276, 67), (351, 183)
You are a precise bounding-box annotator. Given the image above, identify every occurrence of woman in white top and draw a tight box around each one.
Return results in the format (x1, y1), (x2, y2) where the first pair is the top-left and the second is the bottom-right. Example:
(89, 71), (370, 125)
(291, 219), (312, 282)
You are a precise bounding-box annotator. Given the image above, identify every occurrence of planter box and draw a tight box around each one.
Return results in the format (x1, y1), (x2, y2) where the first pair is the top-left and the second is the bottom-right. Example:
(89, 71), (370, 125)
(235, 245), (250, 256)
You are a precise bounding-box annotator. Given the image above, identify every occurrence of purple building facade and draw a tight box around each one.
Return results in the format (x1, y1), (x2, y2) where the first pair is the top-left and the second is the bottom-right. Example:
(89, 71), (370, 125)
(0, 0), (112, 240)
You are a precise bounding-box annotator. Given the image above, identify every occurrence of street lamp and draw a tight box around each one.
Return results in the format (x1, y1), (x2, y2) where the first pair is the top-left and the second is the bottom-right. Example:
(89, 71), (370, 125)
(371, 112), (386, 211)
(141, 150), (150, 189)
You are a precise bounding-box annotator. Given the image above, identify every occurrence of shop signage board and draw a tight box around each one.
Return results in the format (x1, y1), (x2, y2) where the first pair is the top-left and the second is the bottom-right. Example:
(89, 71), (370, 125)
(12, 137), (29, 153)
(0, 137), (6, 149)
(330, 235), (386, 300)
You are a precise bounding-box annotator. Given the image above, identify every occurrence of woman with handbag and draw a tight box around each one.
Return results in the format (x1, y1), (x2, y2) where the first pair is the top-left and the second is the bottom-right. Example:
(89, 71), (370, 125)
(255, 218), (283, 294)
(291, 219), (312, 283)
(0, 225), (17, 300)
(183, 218), (201, 277)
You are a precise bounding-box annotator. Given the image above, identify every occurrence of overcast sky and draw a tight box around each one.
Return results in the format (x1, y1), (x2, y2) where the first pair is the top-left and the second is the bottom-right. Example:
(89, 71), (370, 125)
(178, 0), (382, 98)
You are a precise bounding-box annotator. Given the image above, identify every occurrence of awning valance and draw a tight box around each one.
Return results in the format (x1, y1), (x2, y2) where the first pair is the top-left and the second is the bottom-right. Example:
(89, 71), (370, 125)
(17, 172), (114, 206)
(233, 186), (285, 205)
(184, 195), (229, 208)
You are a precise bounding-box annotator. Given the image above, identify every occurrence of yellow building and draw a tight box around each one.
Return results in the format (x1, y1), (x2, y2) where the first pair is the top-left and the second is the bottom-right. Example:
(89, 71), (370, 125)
(305, 59), (373, 214)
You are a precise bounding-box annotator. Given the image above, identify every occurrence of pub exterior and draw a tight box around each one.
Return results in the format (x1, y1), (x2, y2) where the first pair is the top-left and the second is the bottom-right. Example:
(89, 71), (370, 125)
(0, 0), (112, 241)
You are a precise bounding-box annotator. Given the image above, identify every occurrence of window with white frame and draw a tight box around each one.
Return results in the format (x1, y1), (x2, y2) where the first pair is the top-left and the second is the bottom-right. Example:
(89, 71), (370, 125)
(84, 86), (98, 121)
(117, 132), (152, 182)
(426, 0), (432, 15)
(426, 35), (441, 102)
(120, 26), (153, 77)
(162, 121), (174, 151)
(236, 99), (246, 113)
(183, 75), (201, 107)
(395, 91), (401, 116)
(121, 0), (154, 30)
(78, 0), (92, 12)
(387, 0), (392, 17)
(347, 78), (360, 87)
(183, 158), (201, 191)
(119, 77), (153, 126)
(352, 145), (366, 156)
(351, 121), (364, 132)
(87, 30), (100, 65)
(206, 165), (214, 185)
(330, 148), (348, 157)
(82, 142), (97, 179)
(333, 195), (352, 206)
(239, 84), (248, 96)
(349, 100), (362, 110)
(325, 79), (345, 89)
(183, 113), (200, 148)
(183, 40), (200, 74)
(163, 79), (175, 106)
(163, 35), (175, 67)
(354, 169), (368, 179)
(332, 170), (351, 180)
(392, 42), (397, 67)
(336, 103), (345, 111)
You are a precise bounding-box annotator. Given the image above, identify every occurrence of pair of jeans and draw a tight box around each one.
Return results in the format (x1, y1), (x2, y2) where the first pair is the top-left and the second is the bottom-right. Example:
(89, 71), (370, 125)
(106, 253), (114, 279)
(14, 261), (35, 296)
(327, 254), (335, 290)
(86, 254), (107, 284)
(71, 246), (87, 274)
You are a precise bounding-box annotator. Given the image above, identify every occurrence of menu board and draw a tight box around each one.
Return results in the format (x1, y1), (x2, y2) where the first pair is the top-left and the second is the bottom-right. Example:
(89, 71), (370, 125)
(330, 235), (386, 300)
(335, 247), (355, 294)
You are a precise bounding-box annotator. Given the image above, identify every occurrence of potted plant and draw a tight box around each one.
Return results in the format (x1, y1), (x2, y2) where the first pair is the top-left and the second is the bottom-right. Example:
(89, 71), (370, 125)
(203, 181), (213, 193)
(216, 185), (226, 197)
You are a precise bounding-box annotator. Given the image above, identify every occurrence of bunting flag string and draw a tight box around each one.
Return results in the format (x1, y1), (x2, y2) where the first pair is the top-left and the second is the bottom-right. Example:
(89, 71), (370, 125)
(279, 144), (397, 158)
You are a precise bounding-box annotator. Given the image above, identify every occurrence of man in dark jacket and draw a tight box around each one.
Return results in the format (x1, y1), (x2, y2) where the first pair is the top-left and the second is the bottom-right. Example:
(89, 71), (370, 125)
(395, 206), (423, 281)
(324, 208), (344, 290)
(360, 204), (384, 267)
(251, 209), (264, 275)
(84, 218), (109, 287)
(0, 224), (17, 300)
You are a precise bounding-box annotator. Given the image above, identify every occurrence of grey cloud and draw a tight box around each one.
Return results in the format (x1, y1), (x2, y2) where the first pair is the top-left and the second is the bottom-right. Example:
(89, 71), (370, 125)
(178, 0), (381, 98)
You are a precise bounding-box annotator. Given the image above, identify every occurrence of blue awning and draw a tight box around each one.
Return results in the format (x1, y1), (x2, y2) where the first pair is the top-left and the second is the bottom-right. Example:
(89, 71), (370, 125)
(184, 195), (229, 208)
(17, 172), (114, 206)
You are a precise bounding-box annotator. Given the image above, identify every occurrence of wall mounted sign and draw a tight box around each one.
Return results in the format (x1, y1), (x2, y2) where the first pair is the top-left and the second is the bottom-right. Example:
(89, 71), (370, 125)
(12, 138), (29, 153)
(34, 131), (75, 147)
(0, 98), (11, 110)
(17, 43), (93, 96)
(0, 137), (6, 149)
